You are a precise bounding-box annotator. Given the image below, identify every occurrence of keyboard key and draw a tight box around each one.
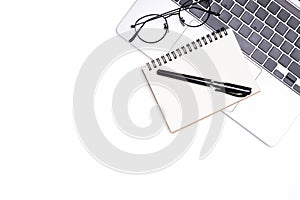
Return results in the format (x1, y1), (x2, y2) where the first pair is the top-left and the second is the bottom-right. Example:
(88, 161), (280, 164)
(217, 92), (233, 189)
(252, 49), (267, 64)
(286, 73), (297, 82)
(285, 29), (298, 43)
(284, 73), (297, 86)
(297, 27), (300, 34)
(241, 11), (254, 25)
(283, 78), (295, 87)
(258, 39), (272, 53)
(219, 10), (232, 23)
(239, 24), (252, 38)
(190, 4), (205, 18)
(295, 37), (300, 49)
(277, 9), (290, 22)
(211, 2), (222, 14)
(261, 26), (274, 39)
(179, 0), (192, 6)
(270, 33), (284, 47)
(234, 33), (255, 55)
(289, 61), (300, 78)
(264, 58), (277, 71)
(273, 69), (284, 79)
(229, 17), (242, 30)
(202, 13), (228, 30)
(275, 22), (288, 36)
(257, 0), (270, 7)
(246, 0), (258, 13)
(265, 15), (278, 28)
(199, 0), (212, 8)
(231, 4), (244, 17)
(294, 84), (300, 93)
(287, 16), (300, 29)
(236, 0), (248, 6)
(267, 1), (280, 15)
(278, 54), (292, 67)
(280, 41), (293, 54)
(221, 0), (234, 10)
(249, 32), (262, 45)
(269, 47), (282, 60)
(291, 48), (300, 62)
(251, 19), (264, 32)
(255, 8), (268, 21)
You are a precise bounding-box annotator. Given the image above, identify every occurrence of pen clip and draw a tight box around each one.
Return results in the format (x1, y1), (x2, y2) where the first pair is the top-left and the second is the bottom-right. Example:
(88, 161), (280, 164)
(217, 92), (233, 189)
(214, 87), (251, 97)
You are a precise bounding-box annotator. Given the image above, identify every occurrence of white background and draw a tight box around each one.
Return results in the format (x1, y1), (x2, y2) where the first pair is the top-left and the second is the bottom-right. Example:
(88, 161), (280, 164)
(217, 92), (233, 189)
(0, 0), (300, 199)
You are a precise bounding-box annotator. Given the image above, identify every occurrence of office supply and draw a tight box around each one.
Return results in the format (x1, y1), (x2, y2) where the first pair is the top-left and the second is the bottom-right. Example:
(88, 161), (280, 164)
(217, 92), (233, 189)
(129, 0), (219, 43)
(157, 69), (252, 97)
(142, 28), (260, 132)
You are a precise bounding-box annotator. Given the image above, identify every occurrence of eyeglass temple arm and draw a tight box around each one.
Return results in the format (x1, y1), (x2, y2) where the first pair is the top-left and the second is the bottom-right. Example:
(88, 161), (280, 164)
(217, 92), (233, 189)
(131, 1), (219, 28)
(129, 23), (145, 43)
(132, 14), (163, 27)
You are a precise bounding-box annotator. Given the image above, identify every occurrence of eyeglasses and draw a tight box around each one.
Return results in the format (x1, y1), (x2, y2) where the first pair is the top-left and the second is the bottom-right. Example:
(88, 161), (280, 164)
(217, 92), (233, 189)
(129, 0), (220, 44)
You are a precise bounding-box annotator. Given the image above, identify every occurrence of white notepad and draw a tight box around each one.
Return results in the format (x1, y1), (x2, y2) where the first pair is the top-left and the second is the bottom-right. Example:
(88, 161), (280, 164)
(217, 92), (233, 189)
(142, 28), (260, 133)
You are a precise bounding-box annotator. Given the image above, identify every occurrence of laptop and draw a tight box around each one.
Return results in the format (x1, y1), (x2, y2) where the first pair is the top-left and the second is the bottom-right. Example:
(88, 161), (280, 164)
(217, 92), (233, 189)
(116, 0), (300, 146)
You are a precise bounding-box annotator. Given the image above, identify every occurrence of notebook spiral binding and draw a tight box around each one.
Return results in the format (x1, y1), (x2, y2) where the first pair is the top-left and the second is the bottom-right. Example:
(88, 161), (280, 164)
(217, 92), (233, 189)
(146, 28), (228, 71)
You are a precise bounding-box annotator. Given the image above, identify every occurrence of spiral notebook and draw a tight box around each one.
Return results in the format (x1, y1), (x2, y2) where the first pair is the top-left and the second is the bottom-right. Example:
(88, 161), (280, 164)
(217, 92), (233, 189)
(142, 28), (260, 133)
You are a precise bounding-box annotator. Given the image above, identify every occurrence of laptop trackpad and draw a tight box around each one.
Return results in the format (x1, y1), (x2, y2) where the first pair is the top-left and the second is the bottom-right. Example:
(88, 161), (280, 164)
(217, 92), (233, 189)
(224, 70), (300, 146)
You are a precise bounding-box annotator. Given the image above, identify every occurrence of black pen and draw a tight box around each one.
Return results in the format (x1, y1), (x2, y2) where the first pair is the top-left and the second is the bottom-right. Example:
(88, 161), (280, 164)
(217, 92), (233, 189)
(157, 69), (252, 97)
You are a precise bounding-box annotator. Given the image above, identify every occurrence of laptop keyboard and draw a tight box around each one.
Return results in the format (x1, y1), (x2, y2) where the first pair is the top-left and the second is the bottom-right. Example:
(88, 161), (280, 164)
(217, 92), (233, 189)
(173, 0), (300, 95)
